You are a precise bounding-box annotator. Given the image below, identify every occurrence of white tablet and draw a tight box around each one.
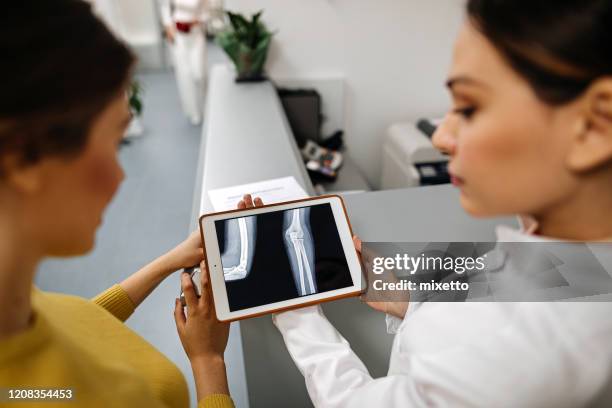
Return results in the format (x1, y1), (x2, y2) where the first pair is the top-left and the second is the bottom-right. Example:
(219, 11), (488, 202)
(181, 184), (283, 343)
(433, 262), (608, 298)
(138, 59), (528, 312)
(199, 195), (363, 322)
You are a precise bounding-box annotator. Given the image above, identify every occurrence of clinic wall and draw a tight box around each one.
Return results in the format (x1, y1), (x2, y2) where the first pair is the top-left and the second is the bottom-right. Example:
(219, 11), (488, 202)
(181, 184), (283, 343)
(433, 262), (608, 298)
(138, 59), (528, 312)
(225, 0), (464, 188)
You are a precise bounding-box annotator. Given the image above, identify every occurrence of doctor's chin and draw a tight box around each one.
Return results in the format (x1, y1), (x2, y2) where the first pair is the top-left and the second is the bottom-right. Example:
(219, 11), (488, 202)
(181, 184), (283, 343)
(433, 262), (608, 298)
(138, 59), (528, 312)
(1, 0), (611, 407)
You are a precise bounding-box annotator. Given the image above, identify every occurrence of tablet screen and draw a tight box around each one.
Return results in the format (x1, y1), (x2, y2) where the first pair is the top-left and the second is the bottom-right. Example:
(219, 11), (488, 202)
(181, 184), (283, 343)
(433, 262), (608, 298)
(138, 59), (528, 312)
(214, 203), (354, 312)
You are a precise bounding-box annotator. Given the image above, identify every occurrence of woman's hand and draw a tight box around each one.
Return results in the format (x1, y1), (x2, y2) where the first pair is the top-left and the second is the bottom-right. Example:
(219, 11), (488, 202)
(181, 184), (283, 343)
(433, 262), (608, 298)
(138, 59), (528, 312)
(172, 195), (262, 400)
(175, 264), (229, 362)
(119, 231), (203, 308)
(174, 263), (230, 399)
(163, 230), (204, 271)
(354, 235), (409, 319)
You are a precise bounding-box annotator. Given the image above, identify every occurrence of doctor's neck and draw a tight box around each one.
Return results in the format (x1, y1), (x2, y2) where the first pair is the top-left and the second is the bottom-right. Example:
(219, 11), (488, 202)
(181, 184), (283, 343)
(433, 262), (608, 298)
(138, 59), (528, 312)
(530, 172), (612, 241)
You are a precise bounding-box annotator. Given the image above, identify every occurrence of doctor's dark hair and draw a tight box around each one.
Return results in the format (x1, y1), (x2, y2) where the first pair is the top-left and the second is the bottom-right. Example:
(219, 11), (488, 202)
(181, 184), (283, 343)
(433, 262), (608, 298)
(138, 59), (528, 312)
(467, 0), (612, 105)
(0, 0), (134, 175)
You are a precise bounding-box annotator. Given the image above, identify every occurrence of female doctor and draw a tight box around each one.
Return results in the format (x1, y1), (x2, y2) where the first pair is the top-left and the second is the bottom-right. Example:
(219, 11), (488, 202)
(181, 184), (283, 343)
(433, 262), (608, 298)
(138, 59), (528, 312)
(241, 0), (612, 406)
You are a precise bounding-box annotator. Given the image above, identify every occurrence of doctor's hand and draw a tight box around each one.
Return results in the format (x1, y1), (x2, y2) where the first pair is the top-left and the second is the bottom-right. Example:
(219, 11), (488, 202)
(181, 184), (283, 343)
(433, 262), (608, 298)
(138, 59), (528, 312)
(237, 193), (264, 209)
(353, 236), (409, 319)
(174, 263), (231, 399)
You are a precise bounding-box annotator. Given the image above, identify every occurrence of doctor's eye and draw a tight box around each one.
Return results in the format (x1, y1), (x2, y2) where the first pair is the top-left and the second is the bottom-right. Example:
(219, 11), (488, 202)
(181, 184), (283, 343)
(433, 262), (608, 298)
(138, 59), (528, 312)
(452, 106), (477, 119)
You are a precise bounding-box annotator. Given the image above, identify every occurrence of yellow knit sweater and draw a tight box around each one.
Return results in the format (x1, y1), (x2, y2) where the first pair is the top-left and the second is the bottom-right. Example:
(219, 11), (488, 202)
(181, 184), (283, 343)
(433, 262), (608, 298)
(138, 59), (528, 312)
(0, 285), (234, 408)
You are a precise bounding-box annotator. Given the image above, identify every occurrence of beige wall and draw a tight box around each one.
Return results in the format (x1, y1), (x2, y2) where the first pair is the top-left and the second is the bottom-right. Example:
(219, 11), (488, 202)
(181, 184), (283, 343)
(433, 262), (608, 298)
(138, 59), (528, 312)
(226, 0), (464, 187)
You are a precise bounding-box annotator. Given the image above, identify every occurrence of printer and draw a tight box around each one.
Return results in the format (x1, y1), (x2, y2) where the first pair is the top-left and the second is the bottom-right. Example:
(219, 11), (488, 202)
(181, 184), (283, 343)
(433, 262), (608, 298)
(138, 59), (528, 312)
(380, 119), (450, 189)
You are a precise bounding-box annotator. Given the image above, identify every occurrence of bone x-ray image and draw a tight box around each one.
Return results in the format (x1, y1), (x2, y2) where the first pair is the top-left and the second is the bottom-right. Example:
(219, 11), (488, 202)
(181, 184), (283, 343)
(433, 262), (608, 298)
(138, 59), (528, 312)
(215, 203), (354, 312)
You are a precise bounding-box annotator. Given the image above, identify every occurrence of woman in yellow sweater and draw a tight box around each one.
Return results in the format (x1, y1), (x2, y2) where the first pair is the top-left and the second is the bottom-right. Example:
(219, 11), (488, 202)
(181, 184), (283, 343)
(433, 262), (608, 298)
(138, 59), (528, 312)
(0, 1), (233, 407)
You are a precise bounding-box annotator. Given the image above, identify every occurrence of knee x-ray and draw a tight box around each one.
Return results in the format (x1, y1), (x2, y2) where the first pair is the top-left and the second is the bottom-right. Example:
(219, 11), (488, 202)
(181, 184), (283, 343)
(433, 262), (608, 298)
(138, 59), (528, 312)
(215, 203), (353, 312)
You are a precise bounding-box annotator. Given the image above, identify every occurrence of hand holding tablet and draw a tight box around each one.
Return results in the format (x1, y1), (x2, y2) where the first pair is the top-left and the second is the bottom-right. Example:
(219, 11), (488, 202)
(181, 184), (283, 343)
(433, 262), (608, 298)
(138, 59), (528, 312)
(199, 194), (363, 322)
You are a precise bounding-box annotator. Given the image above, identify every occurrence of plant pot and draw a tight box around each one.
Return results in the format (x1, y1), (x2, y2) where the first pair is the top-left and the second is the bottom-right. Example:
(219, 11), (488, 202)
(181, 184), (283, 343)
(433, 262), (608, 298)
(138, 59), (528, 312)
(235, 70), (267, 83)
(235, 37), (270, 81)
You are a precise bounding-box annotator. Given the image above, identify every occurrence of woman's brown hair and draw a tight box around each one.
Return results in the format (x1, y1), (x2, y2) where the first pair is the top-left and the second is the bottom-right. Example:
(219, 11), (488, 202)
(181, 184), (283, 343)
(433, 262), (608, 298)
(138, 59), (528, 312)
(0, 0), (135, 174)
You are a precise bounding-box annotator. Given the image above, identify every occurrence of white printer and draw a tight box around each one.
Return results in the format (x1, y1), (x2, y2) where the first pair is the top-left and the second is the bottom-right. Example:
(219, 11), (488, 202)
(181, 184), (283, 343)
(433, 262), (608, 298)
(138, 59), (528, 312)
(381, 120), (449, 189)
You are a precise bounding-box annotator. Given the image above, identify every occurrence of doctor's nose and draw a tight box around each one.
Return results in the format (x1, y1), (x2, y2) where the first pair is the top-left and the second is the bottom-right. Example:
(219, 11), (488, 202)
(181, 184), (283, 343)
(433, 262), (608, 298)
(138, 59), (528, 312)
(432, 113), (459, 156)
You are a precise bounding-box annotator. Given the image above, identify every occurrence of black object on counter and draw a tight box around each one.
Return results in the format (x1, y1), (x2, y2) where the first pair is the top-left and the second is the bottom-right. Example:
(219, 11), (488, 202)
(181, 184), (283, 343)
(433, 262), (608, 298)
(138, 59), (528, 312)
(417, 118), (438, 139)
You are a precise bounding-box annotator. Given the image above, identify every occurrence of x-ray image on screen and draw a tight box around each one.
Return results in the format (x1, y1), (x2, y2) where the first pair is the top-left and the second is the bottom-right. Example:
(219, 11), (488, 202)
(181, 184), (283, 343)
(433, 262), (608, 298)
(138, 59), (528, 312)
(220, 216), (257, 281)
(283, 207), (317, 296)
(215, 203), (353, 312)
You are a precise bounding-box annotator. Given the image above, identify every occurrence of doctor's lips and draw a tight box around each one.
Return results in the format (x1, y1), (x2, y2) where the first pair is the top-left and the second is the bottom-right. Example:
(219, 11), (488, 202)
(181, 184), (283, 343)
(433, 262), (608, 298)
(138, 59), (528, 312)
(450, 172), (464, 187)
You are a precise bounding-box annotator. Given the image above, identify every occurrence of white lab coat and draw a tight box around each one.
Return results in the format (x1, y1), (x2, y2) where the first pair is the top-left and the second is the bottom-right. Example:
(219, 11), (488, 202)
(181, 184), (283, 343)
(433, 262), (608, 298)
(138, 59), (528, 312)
(273, 225), (612, 407)
(160, 0), (208, 124)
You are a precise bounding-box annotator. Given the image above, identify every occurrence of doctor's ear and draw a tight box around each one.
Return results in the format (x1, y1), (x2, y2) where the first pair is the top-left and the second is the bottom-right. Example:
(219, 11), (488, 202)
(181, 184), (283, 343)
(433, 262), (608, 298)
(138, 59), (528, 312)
(566, 78), (612, 173)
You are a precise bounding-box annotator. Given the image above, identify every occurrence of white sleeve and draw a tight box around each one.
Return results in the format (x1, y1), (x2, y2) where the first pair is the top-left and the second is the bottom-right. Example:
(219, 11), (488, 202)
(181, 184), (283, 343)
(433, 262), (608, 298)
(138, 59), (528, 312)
(384, 313), (402, 334)
(385, 301), (422, 334)
(158, 0), (172, 27)
(273, 305), (603, 408)
(273, 306), (430, 407)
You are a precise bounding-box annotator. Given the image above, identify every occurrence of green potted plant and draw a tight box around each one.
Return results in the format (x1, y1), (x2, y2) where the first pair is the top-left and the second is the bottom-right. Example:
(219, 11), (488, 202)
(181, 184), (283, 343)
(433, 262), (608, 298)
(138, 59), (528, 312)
(217, 10), (273, 82)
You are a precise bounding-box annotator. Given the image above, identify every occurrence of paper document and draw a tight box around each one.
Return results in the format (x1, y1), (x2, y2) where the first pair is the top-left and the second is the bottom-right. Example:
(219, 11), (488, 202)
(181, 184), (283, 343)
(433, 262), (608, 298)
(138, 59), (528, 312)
(206, 176), (309, 212)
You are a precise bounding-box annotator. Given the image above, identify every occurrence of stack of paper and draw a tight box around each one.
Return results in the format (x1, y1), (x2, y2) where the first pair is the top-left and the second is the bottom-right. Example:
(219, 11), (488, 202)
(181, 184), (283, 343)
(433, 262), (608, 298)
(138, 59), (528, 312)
(207, 176), (309, 212)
